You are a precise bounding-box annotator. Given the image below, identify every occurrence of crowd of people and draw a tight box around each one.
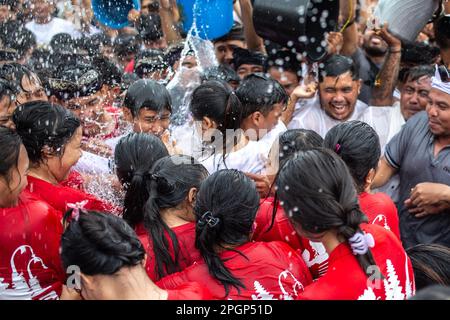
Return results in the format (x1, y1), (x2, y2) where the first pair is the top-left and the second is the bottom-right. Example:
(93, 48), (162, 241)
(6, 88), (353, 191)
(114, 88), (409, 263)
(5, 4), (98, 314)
(0, 0), (449, 300)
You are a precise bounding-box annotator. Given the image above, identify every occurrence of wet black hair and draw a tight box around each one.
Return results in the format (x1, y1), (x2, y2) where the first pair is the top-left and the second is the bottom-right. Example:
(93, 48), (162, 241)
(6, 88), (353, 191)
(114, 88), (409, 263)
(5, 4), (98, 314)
(278, 129), (323, 164)
(123, 79), (172, 117)
(232, 47), (267, 70)
(200, 64), (240, 84)
(0, 0), (17, 7)
(0, 23), (36, 60)
(407, 244), (450, 290)
(114, 132), (169, 228)
(113, 34), (139, 59)
(265, 50), (302, 78)
(399, 65), (435, 84)
(61, 209), (146, 275)
(49, 33), (76, 54)
(134, 49), (167, 78)
(136, 13), (164, 42)
(144, 155), (209, 280)
(213, 23), (245, 43)
(164, 42), (185, 69)
(12, 101), (80, 164)
(409, 285), (450, 300)
(190, 80), (243, 156)
(401, 42), (440, 67)
(0, 78), (14, 107)
(235, 73), (289, 118)
(324, 121), (380, 193)
(0, 126), (22, 186)
(194, 169), (260, 297)
(276, 148), (382, 280)
(318, 54), (359, 83)
(435, 15), (450, 50)
(92, 56), (123, 87)
(0, 63), (40, 95)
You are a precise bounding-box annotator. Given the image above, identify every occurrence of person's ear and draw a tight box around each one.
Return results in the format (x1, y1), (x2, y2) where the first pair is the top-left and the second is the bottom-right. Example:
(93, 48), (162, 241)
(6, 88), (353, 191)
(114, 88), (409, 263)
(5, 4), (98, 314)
(49, 95), (60, 104)
(365, 168), (376, 189)
(80, 272), (93, 290)
(202, 116), (215, 130)
(356, 79), (362, 95)
(141, 254), (147, 268)
(187, 187), (198, 206)
(251, 111), (262, 127)
(122, 107), (134, 123)
(41, 145), (56, 159)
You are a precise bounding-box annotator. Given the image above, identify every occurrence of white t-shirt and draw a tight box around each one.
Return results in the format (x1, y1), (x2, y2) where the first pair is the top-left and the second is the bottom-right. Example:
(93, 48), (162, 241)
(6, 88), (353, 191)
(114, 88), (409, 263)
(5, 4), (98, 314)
(74, 151), (113, 175)
(26, 18), (81, 45)
(288, 95), (405, 152)
(200, 121), (287, 174)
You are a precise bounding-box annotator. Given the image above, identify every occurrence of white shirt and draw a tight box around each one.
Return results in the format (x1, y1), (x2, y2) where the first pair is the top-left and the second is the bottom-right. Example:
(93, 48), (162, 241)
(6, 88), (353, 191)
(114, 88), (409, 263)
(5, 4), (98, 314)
(200, 121), (287, 174)
(288, 95), (405, 152)
(26, 18), (81, 45)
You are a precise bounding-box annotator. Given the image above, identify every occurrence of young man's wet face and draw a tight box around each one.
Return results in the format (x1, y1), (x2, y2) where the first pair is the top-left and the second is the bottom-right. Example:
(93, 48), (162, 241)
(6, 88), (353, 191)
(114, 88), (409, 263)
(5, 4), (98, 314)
(319, 71), (361, 121)
(214, 40), (246, 65)
(132, 107), (171, 137)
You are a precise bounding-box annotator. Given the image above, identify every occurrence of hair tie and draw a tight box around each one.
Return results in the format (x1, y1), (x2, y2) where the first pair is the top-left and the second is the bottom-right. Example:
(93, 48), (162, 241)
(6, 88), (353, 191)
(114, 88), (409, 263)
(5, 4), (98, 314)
(348, 232), (375, 255)
(198, 211), (220, 228)
(66, 200), (88, 221)
(335, 143), (341, 153)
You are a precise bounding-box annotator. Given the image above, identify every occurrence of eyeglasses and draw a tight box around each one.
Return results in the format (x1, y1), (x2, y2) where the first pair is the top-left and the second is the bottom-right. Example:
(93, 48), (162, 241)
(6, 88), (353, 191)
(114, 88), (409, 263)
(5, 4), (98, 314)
(144, 113), (172, 123)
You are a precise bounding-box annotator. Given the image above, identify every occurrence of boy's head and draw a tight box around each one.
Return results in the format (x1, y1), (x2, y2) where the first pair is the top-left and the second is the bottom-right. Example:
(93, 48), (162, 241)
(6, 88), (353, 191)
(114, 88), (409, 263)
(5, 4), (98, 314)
(232, 47), (267, 79)
(266, 50), (302, 96)
(123, 79), (172, 137)
(236, 73), (288, 139)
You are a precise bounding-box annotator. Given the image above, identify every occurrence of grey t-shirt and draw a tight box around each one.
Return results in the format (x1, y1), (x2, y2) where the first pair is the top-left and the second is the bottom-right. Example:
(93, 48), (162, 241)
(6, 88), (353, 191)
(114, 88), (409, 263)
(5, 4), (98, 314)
(385, 111), (450, 248)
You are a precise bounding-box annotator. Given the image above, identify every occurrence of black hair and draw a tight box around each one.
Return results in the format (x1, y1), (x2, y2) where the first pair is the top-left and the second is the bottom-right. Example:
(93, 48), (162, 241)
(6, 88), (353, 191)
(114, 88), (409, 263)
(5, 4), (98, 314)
(235, 73), (289, 118)
(0, 24), (36, 60)
(194, 169), (260, 296)
(401, 42), (440, 66)
(276, 148), (382, 280)
(406, 244), (450, 290)
(0, 126), (22, 186)
(232, 47), (267, 70)
(164, 42), (185, 69)
(113, 34), (139, 58)
(0, 63), (40, 95)
(409, 285), (450, 300)
(144, 155), (209, 280)
(123, 79), (172, 117)
(201, 64), (240, 84)
(213, 23), (245, 43)
(12, 101), (80, 164)
(61, 209), (145, 275)
(92, 56), (123, 87)
(323, 121), (380, 193)
(265, 50), (302, 78)
(399, 65), (435, 84)
(278, 129), (323, 163)
(136, 13), (164, 42)
(134, 49), (167, 78)
(49, 33), (76, 54)
(318, 54), (359, 83)
(0, 0), (17, 8)
(190, 80), (243, 156)
(114, 132), (169, 228)
(0, 78), (14, 107)
(435, 15), (450, 50)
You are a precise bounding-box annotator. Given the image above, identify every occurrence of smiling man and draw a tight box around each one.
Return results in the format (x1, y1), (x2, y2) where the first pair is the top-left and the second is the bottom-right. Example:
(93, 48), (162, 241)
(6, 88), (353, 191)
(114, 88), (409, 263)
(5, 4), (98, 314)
(373, 65), (450, 249)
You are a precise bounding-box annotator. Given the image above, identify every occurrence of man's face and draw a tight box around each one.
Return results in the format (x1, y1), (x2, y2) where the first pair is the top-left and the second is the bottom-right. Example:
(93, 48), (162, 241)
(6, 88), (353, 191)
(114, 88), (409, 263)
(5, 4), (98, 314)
(426, 88), (450, 138)
(269, 67), (300, 96)
(319, 72), (361, 121)
(15, 73), (48, 106)
(400, 76), (432, 121)
(253, 102), (285, 139)
(65, 91), (107, 138)
(363, 29), (388, 57)
(214, 39), (246, 65)
(236, 64), (264, 80)
(31, 0), (54, 22)
(132, 107), (171, 137)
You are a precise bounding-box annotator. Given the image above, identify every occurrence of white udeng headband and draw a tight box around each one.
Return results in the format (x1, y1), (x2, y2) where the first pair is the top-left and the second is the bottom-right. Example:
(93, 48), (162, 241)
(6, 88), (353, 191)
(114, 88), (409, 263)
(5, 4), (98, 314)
(431, 65), (450, 96)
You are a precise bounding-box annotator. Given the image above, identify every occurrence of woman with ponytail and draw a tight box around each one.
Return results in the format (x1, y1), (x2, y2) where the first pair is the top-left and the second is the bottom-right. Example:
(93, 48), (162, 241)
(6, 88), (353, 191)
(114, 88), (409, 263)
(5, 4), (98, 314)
(276, 148), (415, 300)
(142, 155), (208, 281)
(60, 209), (211, 300)
(114, 132), (169, 229)
(157, 169), (312, 300)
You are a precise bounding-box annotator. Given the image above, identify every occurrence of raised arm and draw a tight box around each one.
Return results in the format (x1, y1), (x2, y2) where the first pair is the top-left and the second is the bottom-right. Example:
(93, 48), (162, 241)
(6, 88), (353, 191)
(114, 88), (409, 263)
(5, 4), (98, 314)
(372, 157), (398, 189)
(239, 0), (266, 54)
(370, 23), (402, 106)
(340, 0), (359, 56)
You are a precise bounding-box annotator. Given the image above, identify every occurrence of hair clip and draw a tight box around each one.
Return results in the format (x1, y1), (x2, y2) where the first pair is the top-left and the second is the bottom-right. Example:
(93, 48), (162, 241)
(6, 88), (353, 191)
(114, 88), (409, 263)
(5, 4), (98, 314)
(348, 232), (375, 255)
(198, 211), (220, 228)
(66, 200), (88, 221)
(335, 143), (341, 153)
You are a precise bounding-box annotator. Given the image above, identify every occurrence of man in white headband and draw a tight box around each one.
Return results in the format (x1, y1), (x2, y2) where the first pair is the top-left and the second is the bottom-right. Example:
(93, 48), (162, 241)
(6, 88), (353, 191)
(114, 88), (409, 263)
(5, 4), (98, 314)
(372, 65), (450, 249)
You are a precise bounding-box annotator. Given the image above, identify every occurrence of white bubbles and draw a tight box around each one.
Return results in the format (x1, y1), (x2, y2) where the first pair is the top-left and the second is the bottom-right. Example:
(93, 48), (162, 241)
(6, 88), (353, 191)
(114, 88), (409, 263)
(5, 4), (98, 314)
(284, 185), (290, 191)
(276, 16), (283, 22)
